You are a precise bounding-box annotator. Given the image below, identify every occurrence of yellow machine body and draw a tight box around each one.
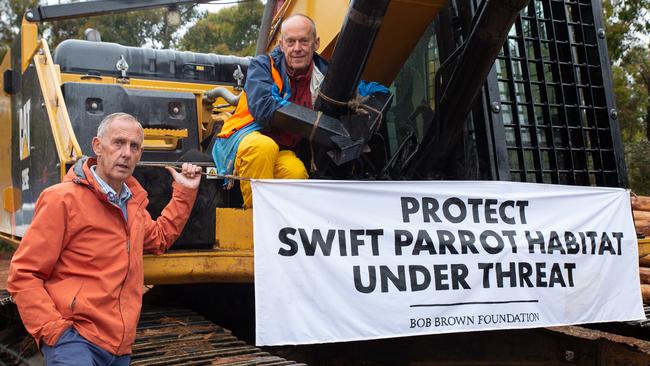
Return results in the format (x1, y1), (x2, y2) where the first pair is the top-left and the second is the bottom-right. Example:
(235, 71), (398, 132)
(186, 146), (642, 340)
(0, 1), (449, 285)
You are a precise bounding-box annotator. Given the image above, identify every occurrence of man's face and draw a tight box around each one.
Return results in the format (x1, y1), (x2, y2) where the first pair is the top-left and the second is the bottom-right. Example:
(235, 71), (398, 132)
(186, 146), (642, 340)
(279, 17), (320, 73)
(92, 117), (143, 188)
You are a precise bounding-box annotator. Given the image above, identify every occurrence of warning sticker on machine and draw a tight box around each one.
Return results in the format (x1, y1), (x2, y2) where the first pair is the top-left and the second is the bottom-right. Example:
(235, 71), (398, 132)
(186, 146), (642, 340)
(252, 180), (643, 346)
(205, 167), (219, 179)
(19, 99), (31, 160)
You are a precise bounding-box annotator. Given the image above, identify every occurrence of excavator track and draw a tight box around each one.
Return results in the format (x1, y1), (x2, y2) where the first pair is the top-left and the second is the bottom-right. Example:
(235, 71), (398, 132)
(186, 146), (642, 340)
(628, 305), (650, 328)
(0, 290), (304, 366)
(133, 307), (304, 366)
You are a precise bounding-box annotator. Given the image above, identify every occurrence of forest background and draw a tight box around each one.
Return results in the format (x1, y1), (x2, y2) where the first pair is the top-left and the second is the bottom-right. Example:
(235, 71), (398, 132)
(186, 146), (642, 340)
(0, 0), (648, 192)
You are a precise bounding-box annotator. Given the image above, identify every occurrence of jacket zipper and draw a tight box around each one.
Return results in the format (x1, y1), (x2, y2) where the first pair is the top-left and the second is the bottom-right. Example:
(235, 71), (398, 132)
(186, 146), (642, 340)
(116, 197), (129, 351)
(116, 198), (145, 352)
(116, 222), (130, 352)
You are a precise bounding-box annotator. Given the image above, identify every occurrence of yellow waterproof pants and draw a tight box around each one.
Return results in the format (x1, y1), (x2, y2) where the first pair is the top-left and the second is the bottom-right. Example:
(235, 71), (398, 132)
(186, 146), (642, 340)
(235, 131), (308, 208)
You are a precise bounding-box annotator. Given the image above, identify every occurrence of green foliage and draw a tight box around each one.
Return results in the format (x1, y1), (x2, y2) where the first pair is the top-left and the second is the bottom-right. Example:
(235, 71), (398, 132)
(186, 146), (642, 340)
(44, 5), (202, 49)
(612, 60), (648, 142)
(0, 0), (39, 60)
(603, 0), (650, 192)
(179, 0), (263, 56)
(627, 141), (650, 195)
(622, 46), (650, 142)
(0, 0), (201, 61)
(603, 0), (650, 61)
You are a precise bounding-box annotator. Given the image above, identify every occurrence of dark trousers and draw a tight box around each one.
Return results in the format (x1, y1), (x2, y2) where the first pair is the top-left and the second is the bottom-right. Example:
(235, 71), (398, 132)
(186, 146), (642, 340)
(41, 328), (130, 366)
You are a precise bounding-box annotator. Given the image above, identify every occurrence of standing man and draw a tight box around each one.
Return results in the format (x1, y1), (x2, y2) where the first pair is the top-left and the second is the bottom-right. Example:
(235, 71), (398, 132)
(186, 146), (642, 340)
(8, 113), (202, 365)
(213, 14), (328, 208)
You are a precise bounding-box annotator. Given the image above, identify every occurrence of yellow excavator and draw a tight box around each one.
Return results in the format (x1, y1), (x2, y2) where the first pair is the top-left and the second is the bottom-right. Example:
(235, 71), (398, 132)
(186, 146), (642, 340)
(1, 0), (649, 364)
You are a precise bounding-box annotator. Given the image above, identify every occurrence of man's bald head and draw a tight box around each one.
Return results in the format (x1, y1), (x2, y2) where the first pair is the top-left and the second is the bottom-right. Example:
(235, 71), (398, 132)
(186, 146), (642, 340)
(280, 14), (317, 39)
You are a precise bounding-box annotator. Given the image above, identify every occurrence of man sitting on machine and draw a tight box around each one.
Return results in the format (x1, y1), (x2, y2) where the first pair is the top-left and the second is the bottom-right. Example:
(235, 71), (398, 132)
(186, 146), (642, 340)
(212, 14), (327, 208)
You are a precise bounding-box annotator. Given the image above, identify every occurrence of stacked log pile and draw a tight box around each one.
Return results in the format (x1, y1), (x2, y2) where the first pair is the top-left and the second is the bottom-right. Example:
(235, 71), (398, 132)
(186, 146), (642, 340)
(634, 195), (650, 237)
(634, 195), (650, 302)
(641, 256), (650, 303)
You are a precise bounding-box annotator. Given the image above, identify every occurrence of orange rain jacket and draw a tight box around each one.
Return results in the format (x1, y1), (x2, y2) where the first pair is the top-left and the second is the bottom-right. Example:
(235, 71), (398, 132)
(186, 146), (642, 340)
(8, 157), (198, 355)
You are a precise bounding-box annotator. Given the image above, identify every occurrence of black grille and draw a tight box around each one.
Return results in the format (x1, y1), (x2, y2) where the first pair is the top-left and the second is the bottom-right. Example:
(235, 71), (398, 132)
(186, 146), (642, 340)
(490, 0), (625, 186)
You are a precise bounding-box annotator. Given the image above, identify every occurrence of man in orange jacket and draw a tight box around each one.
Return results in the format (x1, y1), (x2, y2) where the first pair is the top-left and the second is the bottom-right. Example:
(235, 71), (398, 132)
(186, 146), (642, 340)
(8, 112), (202, 365)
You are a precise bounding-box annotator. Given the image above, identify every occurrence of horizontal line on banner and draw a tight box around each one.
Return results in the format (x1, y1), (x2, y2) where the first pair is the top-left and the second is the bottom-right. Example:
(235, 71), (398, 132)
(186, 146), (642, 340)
(410, 299), (539, 307)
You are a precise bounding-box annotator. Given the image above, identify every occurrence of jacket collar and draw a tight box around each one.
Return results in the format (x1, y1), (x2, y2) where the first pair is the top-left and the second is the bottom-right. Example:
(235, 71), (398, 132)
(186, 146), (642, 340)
(65, 156), (147, 202)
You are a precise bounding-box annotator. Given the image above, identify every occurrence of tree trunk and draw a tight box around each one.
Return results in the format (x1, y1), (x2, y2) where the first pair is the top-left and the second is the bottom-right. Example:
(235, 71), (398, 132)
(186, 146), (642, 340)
(646, 80), (650, 141)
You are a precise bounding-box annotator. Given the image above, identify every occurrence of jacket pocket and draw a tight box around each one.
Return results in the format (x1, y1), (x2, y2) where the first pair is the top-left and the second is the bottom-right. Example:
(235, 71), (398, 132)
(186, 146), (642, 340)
(44, 278), (84, 319)
(70, 282), (84, 314)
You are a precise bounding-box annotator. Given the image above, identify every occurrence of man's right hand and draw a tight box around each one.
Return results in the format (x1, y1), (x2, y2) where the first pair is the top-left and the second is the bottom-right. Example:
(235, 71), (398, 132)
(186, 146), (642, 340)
(165, 163), (202, 190)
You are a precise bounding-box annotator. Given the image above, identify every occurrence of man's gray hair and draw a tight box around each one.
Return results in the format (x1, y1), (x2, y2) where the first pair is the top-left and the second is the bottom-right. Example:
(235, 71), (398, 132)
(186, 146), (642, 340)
(281, 13), (318, 39)
(97, 112), (144, 138)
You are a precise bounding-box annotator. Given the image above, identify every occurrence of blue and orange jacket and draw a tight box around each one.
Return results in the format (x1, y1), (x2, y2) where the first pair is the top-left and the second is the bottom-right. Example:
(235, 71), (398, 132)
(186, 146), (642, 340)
(213, 46), (328, 176)
(219, 46), (329, 137)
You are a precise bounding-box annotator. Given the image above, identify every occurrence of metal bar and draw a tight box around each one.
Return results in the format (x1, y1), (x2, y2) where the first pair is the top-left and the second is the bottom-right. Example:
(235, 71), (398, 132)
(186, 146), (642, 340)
(272, 103), (366, 166)
(137, 161), (215, 167)
(412, 0), (530, 176)
(255, 0), (278, 56)
(33, 39), (84, 164)
(575, 2), (602, 185)
(561, 1), (590, 185)
(314, 0), (391, 118)
(467, 0), (511, 181)
(433, 4), (456, 88)
(483, 66), (512, 181)
(505, 27), (529, 182)
(590, 0), (628, 187)
(546, 0), (577, 185)
(136, 162), (251, 181)
(518, 13), (546, 183)
(25, 0), (212, 22)
(530, 1), (560, 184)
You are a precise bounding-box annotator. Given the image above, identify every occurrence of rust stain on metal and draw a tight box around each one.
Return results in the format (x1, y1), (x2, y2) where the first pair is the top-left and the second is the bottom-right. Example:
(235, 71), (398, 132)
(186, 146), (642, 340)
(159, 316), (188, 326)
(548, 326), (650, 354)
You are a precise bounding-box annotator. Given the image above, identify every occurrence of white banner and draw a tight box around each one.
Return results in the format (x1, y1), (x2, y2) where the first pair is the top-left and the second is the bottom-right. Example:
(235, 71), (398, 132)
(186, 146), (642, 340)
(252, 180), (643, 346)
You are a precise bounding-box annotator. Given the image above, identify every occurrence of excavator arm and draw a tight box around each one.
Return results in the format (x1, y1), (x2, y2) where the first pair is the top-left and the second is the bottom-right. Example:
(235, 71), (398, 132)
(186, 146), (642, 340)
(25, 0), (213, 22)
